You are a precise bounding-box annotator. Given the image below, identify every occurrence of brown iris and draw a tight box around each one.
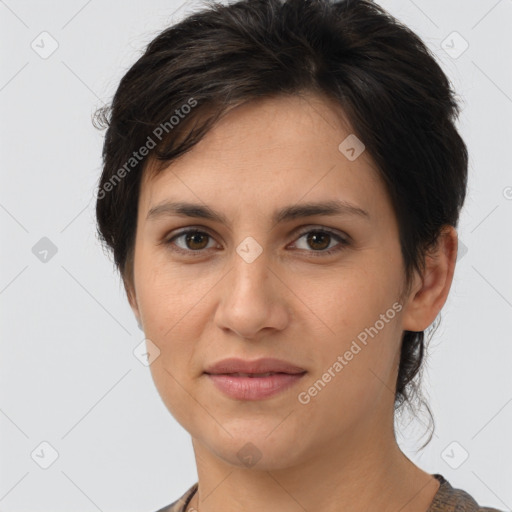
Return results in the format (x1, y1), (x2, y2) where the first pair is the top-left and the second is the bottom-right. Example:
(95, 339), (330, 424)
(306, 231), (331, 251)
(185, 231), (209, 250)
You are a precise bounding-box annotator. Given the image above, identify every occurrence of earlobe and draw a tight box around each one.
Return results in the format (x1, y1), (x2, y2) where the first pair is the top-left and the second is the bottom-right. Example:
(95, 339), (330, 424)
(401, 225), (458, 333)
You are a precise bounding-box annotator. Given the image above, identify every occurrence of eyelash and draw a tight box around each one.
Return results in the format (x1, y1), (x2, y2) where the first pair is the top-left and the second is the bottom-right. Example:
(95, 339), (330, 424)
(163, 227), (350, 258)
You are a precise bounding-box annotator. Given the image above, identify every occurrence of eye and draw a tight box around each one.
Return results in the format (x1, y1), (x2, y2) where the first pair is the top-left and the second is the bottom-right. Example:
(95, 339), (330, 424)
(291, 228), (350, 257)
(165, 229), (217, 255)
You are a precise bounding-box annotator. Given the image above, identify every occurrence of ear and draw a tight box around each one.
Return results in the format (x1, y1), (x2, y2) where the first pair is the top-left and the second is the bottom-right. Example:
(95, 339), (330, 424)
(401, 225), (458, 332)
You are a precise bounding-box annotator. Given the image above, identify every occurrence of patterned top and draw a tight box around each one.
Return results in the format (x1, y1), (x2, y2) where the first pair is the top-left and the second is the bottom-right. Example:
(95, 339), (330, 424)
(154, 473), (504, 512)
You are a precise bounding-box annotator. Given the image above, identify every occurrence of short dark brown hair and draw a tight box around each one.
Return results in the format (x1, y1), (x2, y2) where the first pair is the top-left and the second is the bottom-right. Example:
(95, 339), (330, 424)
(93, 0), (468, 445)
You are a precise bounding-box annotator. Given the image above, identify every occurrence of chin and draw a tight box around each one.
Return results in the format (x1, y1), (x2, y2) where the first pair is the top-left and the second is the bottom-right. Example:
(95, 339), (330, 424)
(204, 430), (305, 471)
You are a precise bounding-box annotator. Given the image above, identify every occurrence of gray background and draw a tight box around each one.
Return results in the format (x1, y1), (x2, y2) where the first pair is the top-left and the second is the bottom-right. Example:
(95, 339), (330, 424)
(1, 0), (511, 511)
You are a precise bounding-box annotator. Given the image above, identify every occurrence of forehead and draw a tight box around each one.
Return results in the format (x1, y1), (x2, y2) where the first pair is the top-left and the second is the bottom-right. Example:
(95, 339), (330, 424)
(138, 93), (385, 219)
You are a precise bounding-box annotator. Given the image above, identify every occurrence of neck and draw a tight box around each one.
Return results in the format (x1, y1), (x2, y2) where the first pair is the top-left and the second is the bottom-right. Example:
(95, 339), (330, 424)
(188, 414), (440, 512)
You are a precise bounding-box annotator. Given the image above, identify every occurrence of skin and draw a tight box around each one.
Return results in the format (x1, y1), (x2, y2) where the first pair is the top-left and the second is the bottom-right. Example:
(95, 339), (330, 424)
(126, 93), (458, 512)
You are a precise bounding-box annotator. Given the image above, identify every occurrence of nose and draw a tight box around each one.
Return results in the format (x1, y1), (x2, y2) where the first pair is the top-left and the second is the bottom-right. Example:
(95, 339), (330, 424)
(214, 248), (290, 340)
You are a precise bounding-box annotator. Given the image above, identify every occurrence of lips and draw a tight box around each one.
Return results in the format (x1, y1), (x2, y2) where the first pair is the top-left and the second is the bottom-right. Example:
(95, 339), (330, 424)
(206, 371), (307, 400)
(204, 357), (306, 376)
(204, 358), (307, 400)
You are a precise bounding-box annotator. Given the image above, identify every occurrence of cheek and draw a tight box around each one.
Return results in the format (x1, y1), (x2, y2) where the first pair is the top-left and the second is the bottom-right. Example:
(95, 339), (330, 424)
(295, 261), (401, 339)
(296, 267), (403, 404)
(134, 247), (210, 338)
(297, 322), (401, 436)
(138, 275), (205, 427)
(139, 282), (202, 375)
(148, 361), (202, 434)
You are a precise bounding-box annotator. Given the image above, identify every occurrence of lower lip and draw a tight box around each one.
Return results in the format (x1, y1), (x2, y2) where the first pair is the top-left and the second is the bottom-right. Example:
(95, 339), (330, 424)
(205, 372), (306, 400)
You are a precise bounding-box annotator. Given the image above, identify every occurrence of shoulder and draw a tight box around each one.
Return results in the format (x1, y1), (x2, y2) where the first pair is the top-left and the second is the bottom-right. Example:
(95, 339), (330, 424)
(429, 474), (505, 512)
(152, 482), (198, 512)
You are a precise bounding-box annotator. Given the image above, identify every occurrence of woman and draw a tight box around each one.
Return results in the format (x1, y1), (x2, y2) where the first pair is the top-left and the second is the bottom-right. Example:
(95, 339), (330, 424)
(93, 0), (503, 510)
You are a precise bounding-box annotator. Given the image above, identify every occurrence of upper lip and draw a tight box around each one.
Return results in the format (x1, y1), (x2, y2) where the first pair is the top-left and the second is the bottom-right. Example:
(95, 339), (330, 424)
(204, 357), (306, 375)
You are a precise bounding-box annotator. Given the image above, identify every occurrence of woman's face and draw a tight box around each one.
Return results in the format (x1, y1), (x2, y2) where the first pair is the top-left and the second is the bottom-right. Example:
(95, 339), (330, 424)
(128, 93), (425, 469)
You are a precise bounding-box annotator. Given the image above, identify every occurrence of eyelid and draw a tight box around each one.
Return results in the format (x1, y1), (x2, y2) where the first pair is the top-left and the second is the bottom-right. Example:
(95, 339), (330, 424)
(291, 225), (350, 242)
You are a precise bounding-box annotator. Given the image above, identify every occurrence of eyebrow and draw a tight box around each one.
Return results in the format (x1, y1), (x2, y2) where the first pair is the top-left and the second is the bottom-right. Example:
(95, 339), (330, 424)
(146, 199), (370, 226)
